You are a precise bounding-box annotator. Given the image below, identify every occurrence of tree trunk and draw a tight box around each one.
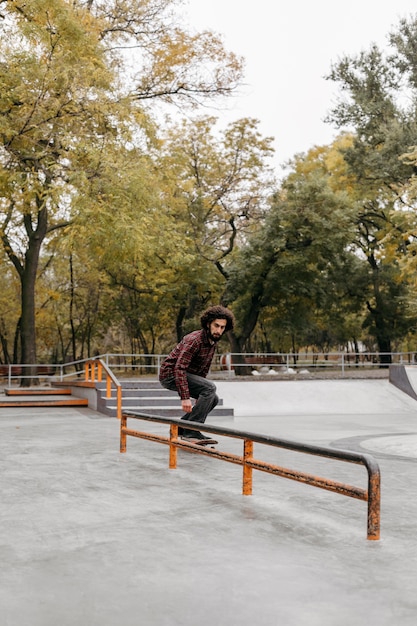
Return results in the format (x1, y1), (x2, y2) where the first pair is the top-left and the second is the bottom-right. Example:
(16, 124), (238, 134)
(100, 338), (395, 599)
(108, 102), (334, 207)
(223, 265), (271, 375)
(227, 331), (252, 375)
(20, 255), (40, 385)
(377, 339), (392, 365)
(18, 208), (48, 386)
(69, 254), (77, 363)
(13, 317), (21, 363)
(366, 300), (392, 367)
(175, 306), (187, 342)
(226, 298), (266, 376)
(0, 318), (11, 363)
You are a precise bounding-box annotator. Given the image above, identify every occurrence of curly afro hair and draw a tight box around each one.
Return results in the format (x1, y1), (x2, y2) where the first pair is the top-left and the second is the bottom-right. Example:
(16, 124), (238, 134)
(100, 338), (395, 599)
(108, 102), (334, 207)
(200, 305), (234, 332)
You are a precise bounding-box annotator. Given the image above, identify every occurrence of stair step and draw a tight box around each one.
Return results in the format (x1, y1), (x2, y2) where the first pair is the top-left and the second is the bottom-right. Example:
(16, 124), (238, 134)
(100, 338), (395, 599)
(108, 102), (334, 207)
(122, 406), (233, 417)
(96, 380), (162, 390)
(103, 397), (225, 407)
(95, 378), (234, 419)
(0, 396), (88, 407)
(100, 385), (178, 398)
(108, 399), (180, 407)
(5, 387), (71, 396)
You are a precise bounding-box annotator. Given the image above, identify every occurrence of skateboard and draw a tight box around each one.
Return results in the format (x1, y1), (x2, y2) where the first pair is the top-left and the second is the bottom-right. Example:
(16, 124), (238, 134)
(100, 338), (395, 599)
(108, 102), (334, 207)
(180, 436), (218, 449)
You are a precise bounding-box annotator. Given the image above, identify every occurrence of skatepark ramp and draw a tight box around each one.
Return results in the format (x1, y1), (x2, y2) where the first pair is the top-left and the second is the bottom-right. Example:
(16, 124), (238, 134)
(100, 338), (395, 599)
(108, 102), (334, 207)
(214, 376), (417, 417)
(389, 364), (417, 400)
(121, 411), (381, 540)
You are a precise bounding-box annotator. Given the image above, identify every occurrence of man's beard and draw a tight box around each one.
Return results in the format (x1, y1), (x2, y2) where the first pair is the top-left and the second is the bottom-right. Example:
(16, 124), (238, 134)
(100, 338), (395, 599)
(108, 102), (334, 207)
(208, 330), (222, 342)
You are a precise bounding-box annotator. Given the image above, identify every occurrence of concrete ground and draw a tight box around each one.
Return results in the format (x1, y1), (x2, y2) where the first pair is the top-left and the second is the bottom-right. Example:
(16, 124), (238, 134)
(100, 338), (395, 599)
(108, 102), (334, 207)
(1, 378), (417, 626)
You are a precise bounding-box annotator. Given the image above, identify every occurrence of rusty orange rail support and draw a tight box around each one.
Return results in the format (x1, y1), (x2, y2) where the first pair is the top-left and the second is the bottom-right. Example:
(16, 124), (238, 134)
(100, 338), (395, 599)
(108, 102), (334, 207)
(86, 358), (122, 419)
(120, 412), (381, 540)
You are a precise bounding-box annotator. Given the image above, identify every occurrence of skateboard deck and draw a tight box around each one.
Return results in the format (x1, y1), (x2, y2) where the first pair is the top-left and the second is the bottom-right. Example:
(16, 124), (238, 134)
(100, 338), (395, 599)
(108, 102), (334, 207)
(180, 436), (218, 448)
(195, 438), (217, 447)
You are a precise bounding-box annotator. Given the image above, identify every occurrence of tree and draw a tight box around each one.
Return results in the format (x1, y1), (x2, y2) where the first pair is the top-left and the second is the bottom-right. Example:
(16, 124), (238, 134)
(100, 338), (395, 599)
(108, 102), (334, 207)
(0, 255), (21, 363)
(0, 0), (115, 378)
(325, 16), (417, 360)
(158, 114), (275, 337)
(0, 0), (244, 382)
(223, 140), (358, 366)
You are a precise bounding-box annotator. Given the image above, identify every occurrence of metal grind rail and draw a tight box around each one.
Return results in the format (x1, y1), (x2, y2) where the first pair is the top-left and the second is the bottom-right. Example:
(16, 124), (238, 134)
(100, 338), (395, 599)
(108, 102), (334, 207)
(120, 412), (381, 541)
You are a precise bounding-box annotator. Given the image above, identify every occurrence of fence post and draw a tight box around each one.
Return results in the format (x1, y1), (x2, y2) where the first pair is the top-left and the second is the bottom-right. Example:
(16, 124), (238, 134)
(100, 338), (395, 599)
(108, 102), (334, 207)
(243, 439), (253, 495)
(116, 385), (122, 420)
(367, 462), (381, 541)
(169, 425), (178, 469)
(97, 361), (103, 382)
(120, 413), (127, 453)
(228, 353), (232, 377)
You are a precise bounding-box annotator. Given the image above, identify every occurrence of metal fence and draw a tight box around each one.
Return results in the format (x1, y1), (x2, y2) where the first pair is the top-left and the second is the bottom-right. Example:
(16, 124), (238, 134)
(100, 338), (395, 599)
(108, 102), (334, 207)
(1, 350), (416, 384)
(97, 350), (417, 376)
(215, 351), (417, 376)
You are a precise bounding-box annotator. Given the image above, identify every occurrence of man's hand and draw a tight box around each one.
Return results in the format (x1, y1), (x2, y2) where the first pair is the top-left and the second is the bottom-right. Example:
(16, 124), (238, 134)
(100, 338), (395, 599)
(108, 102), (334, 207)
(181, 399), (193, 413)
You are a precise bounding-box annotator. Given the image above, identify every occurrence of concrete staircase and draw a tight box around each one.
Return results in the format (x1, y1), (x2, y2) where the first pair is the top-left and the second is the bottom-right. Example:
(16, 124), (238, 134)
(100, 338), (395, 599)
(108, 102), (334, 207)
(0, 379), (234, 418)
(0, 387), (89, 408)
(96, 379), (234, 418)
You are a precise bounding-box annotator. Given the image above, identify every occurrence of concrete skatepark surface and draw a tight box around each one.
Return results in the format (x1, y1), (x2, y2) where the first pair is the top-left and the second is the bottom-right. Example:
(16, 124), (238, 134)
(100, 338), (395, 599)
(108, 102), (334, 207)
(1, 377), (417, 625)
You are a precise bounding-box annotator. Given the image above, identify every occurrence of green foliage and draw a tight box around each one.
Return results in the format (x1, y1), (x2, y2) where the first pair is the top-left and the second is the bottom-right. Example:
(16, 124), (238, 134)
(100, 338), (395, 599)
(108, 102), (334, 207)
(223, 140), (359, 351)
(3, 5), (417, 363)
(0, 0), (245, 365)
(153, 114), (275, 337)
(326, 21), (417, 191)
(159, 115), (275, 260)
(320, 17), (417, 357)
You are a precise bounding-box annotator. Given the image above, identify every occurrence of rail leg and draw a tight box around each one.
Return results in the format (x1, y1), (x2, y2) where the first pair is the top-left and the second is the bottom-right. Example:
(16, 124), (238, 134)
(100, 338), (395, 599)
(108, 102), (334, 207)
(116, 386), (122, 420)
(169, 425), (178, 469)
(243, 439), (253, 495)
(367, 470), (381, 540)
(120, 414), (127, 453)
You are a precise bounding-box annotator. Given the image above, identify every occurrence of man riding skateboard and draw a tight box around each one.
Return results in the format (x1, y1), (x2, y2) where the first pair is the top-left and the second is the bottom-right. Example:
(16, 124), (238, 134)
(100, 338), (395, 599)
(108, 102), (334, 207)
(159, 305), (235, 445)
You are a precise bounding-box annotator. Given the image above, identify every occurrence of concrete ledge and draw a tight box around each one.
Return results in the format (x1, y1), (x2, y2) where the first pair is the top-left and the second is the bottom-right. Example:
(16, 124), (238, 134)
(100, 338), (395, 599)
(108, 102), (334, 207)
(52, 380), (99, 410)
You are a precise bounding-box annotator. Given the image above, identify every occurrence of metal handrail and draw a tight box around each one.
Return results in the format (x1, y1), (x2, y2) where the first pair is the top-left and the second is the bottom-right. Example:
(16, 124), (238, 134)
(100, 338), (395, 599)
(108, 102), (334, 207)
(120, 412), (381, 541)
(85, 358), (122, 419)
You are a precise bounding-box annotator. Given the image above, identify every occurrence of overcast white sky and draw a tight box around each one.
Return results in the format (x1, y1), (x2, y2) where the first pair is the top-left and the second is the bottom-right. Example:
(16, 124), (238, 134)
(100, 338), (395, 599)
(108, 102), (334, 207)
(184, 0), (417, 176)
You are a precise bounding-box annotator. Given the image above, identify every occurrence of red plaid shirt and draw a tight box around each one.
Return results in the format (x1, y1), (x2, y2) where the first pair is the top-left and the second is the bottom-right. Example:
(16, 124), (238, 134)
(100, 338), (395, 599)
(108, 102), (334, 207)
(159, 329), (216, 399)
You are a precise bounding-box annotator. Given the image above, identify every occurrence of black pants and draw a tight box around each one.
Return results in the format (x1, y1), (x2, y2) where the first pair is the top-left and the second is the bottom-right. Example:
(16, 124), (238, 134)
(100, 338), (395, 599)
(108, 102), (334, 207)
(160, 373), (219, 424)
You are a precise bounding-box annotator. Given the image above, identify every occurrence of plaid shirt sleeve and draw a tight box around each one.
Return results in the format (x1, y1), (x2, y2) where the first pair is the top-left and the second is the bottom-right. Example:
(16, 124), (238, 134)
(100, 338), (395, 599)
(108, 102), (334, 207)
(159, 330), (215, 400)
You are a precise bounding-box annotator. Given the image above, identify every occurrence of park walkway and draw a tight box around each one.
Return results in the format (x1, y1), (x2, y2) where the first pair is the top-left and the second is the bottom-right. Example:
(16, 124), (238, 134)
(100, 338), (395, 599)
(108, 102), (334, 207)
(1, 377), (416, 626)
